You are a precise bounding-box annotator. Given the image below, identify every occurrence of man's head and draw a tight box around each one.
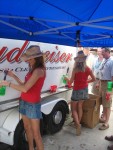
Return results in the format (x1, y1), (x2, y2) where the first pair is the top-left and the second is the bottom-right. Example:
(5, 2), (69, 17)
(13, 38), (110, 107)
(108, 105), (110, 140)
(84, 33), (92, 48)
(97, 48), (103, 57)
(101, 47), (111, 59)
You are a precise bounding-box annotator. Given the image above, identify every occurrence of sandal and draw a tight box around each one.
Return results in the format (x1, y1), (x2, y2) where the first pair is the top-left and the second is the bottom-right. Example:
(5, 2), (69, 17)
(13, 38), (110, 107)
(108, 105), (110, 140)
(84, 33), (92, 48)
(105, 136), (113, 141)
(107, 145), (113, 150)
(99, 124), (109, 130)
(76, 125), (81, 136)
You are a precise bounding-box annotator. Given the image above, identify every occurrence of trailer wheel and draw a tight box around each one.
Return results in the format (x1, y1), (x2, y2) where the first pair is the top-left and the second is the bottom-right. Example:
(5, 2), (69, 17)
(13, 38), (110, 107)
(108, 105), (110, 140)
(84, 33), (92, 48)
(14, 119), (43, 150)
(47, 102), (68, 134)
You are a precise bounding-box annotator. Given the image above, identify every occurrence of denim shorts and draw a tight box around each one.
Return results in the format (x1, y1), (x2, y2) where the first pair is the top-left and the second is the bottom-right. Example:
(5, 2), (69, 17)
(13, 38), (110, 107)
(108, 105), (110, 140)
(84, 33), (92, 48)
(19, 99), (42, 119)
(71, 87), (89, 101)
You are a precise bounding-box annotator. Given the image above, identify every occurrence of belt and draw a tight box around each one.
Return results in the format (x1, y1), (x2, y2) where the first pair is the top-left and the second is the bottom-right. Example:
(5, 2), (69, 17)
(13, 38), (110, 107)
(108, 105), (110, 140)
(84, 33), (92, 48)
(100, 80), (111, 82)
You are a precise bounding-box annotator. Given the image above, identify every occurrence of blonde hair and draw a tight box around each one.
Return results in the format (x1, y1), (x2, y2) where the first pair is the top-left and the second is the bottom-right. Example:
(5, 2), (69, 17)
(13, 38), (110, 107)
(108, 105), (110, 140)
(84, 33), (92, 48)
(74, 61), (86, 73)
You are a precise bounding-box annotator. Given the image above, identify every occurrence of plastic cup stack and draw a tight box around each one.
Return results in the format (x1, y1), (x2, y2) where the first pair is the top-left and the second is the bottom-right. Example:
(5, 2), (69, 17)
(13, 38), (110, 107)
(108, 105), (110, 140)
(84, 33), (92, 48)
(0, 86), (6, 96)
(62, 75), (67, 84)
(107, 81), (113, 92)
(106, 82), (113, 101)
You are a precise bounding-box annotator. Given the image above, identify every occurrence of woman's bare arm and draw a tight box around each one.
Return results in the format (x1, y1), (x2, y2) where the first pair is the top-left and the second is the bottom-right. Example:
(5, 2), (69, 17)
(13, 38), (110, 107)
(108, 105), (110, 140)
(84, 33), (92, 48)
(87, 70), (96, 83)
(0, 69), (44, 93)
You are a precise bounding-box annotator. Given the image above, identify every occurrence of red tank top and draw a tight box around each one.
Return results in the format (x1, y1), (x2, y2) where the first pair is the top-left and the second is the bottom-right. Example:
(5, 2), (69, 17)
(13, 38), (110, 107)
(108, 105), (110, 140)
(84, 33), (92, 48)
(73, 67), (91, 90)
(21, 69), (46, 103)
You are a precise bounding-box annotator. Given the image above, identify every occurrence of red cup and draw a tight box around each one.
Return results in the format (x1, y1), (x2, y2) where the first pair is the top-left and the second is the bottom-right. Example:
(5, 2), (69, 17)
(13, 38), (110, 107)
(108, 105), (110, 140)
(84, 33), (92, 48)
(106, 92), (111, 101)
(67, 82), (72, 88)
(50, 85), (57, 92)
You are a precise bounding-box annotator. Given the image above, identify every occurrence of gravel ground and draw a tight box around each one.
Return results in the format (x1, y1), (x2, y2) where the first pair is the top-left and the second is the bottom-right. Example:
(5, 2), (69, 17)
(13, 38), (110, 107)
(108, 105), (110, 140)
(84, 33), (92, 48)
(1, 106), (113, 150)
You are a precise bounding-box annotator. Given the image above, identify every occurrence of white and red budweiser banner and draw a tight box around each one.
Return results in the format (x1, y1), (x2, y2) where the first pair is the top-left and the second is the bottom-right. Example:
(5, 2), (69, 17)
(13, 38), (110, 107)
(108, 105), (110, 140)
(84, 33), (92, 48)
(0, 38), (77, 102)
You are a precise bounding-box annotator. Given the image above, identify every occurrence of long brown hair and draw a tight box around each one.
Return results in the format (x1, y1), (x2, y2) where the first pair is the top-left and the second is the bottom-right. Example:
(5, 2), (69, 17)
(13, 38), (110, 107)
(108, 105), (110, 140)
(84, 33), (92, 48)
(31, 56), (45, 73)
(74, 61), (86, 73)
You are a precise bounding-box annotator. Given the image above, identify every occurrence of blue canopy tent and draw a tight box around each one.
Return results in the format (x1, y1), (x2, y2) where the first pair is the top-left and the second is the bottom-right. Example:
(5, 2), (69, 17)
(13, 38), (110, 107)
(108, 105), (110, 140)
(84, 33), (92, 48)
(0, 0), (113, 47)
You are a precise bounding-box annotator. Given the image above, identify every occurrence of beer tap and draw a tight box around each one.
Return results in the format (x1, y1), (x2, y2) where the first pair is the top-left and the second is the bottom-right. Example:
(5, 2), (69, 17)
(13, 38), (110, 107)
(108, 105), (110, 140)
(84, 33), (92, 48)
(4, 70), (8, 80)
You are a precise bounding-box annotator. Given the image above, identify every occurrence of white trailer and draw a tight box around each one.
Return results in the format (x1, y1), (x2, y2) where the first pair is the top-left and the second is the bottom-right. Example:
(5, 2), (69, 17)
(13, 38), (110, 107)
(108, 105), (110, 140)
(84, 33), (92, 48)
(0, 38), (77, 149)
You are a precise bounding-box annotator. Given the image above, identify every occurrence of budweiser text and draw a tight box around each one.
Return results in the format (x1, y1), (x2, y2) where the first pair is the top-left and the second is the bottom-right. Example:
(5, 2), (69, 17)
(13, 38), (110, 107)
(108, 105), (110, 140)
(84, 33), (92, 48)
(0, 41), (73, 63)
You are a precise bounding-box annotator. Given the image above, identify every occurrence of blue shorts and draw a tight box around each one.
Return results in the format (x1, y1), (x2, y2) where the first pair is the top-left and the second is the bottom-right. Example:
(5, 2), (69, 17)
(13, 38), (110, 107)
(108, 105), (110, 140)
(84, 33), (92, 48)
(71, 88), (89, 101)
(19, 99), (42, 119)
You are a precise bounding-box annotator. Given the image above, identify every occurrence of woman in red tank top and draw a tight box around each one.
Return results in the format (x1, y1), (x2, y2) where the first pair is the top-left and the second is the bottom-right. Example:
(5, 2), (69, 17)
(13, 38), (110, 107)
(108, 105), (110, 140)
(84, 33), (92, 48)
(65, 50), (95, 136)
(0, 45), (46, 150)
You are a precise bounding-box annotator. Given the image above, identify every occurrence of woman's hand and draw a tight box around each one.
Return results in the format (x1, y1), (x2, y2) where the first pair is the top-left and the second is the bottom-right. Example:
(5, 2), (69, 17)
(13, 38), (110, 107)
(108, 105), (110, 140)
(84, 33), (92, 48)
(7, 70), (15, 78)
(64, 76), (69, 82)
(0, 80), (10, 87)
(5, 70), (23, 85)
